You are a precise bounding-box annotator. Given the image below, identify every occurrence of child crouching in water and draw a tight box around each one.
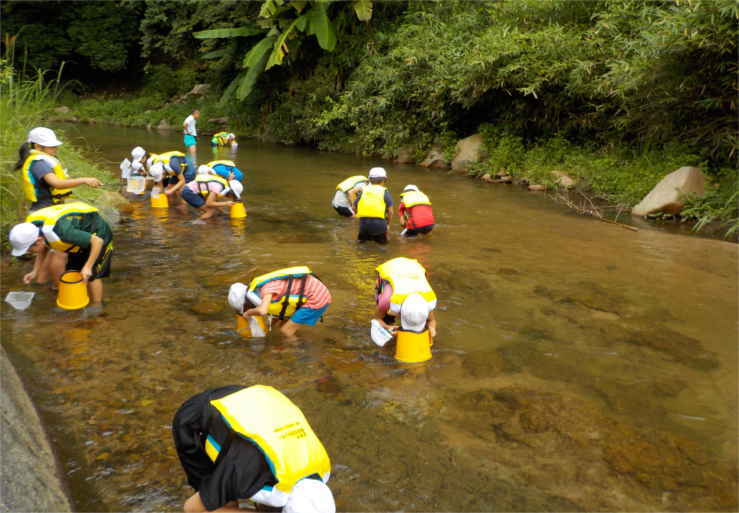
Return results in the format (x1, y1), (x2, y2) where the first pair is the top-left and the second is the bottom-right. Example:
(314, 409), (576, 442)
(181, 167), (243, 220)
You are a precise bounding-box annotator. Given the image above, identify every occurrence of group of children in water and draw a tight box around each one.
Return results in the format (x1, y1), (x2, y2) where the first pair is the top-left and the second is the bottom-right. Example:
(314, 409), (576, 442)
(8, 125), (442, 513)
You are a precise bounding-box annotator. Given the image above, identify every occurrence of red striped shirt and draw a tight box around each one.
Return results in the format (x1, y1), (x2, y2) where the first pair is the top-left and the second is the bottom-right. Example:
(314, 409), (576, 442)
(260, 275), (332, 309)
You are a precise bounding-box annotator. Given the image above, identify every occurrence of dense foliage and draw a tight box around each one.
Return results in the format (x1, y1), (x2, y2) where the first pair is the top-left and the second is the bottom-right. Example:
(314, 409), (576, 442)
(3, 0), (736, 234)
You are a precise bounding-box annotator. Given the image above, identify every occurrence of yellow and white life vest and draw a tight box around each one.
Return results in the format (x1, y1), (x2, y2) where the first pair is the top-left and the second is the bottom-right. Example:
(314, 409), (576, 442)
(336, 175), (367, 193)
(194, 174), (229, 197)
(21, 150), (72, 203)
(376, 257), (437, 308)
(152, 151), (186, 174)
(211, 132), (234, 146)
(355, 184), (388, 218)
(206, 385), (331, 497)
(248, 266), (313, 320)
(26, 201), (99, 253)
(399, 190), (431, 208)
(207, 159), (236, 168)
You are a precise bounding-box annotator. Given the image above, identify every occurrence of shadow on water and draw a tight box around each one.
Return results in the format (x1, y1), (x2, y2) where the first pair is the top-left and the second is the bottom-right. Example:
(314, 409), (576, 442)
(1, 124), (736, 512)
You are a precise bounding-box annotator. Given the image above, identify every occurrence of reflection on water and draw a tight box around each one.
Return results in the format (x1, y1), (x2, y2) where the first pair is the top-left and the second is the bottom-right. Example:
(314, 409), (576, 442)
(1, 125), (737, 512)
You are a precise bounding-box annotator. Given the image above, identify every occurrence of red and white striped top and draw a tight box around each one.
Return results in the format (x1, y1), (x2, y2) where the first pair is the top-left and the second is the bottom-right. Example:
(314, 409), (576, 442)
(260, 275), (332, 310)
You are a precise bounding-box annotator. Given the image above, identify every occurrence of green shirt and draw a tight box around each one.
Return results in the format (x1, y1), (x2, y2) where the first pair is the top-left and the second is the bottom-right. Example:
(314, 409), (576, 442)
(32, 212), (113, 250)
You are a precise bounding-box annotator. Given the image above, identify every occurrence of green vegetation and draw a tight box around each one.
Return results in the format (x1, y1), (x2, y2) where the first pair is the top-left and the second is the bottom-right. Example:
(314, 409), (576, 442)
(0, 58), (117, 246)
(3, 0), (736, 237)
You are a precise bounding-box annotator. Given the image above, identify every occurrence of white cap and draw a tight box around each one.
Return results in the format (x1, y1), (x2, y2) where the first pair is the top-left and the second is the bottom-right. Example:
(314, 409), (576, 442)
(283, 479), (336, 513)
(229, 180), (243, 200)
(131, 146), (146, 161)
(149, 162), (164, 181)
(368, 167), (387, 179)
(228, 283), (247, 313)
(27, 127), (63, 147)
(9, 223), (41, 257)
(400, 293), (430, 333)
(403, 184), (419, 192)
(197, 165), (214, 175)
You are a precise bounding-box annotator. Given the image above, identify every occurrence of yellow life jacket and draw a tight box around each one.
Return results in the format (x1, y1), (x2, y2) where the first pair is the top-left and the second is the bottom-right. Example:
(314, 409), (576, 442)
(400, 190), (431, 208)
(211, 132), (234, 146)
(207, 159), (236, 168)
(21, 150), (72, 204)
(336, 175), (367, 193)
(355, 184), (388, 218)
(207, 385), (331, 495)
(248, 266), (314, 320)
(194, 174), (229, 197)
(26, 201), (99, 253)
(152, 151), (186, 174)
(376, 257), (437, 306)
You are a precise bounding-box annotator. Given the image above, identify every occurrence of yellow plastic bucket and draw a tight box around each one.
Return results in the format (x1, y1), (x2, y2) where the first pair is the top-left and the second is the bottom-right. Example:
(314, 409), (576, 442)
(151, 193), (169, 208)
(56, 271), (90, 310)
(230, 202), (247, 219)
(236, 314), (269, 338)
(395, 330), (432, 363)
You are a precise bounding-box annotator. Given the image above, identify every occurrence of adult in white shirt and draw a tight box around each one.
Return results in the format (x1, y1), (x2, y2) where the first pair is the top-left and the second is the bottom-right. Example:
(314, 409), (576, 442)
(182, 109), (200, 162)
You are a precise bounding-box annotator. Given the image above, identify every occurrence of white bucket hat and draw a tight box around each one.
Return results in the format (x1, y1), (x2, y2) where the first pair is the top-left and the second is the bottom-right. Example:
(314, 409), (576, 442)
(229, 180), (243, 200)
(368, 167), (387, 179)
(228, 283), (248, 313)
(149, 162), (164, 182)
(9, 223), (41, 257)
(403, 184), (419, 192)
(400, 293), (430, 333)
(28, 127), (63, 147)
(283, 479), (336, 513)
(197, 165), (214, 175)
(131, 146), (146, 161)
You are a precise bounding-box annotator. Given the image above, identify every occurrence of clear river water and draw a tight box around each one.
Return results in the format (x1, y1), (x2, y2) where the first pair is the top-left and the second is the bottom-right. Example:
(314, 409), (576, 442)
(1, 124), (737, 512)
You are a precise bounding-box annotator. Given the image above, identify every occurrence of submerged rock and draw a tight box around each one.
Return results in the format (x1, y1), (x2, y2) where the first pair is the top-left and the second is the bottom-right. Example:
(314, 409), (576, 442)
(631, 166), (705, 216)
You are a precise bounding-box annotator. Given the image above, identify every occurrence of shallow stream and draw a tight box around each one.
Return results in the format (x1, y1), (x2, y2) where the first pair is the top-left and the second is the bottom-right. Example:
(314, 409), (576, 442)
(1, 124), (737, 511)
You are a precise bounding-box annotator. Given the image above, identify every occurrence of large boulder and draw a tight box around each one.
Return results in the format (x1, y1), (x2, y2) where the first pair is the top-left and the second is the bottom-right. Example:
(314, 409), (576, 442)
(552, 170), (576, 189)
(631, 167), (705, 217)
(394, 146), (415, 164)
(451, 134), (485, 172)
(419, 146), (450, 169)
(1, 346), (72, 512)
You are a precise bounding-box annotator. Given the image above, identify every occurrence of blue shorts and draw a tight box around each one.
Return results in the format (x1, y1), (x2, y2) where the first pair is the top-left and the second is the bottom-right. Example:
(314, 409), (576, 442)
(290, 304), (329, 326)
(184, 134), (197, 148)
(181, 187), (205, 208)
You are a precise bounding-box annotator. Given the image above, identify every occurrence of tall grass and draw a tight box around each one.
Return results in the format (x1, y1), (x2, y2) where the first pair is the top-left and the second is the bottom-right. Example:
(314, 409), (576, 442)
(0, 56), (118, 248)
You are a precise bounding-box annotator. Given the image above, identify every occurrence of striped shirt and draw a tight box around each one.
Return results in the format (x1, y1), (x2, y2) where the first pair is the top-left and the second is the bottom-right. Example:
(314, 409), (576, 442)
(260, 275), (332, 310)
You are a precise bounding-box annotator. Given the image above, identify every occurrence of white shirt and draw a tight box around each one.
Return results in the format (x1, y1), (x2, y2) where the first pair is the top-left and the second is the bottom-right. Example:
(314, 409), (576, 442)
(183, 115), (197, 136)
(331, 182), (366, 208)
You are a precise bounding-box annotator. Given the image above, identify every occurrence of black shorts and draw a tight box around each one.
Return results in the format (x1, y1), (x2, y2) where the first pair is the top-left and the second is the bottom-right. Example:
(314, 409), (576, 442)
(403, 224), (434, 237)
(334, 205), (353, 217)
(66, 240), (113, 281)
(358, 217), (388, 244)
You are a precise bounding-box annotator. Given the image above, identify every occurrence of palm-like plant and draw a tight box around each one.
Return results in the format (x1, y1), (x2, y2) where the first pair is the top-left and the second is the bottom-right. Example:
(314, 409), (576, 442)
(194, 0), (372, 101)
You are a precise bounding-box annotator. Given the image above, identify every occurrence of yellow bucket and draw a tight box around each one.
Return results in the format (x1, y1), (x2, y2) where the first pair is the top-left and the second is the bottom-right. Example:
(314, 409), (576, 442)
(395, 330), (432, 363)
(230, 202), (247, 219)
(56, 271), (90, 310)
(151, 193), (169, 208)
(236, 314), (269, 338)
